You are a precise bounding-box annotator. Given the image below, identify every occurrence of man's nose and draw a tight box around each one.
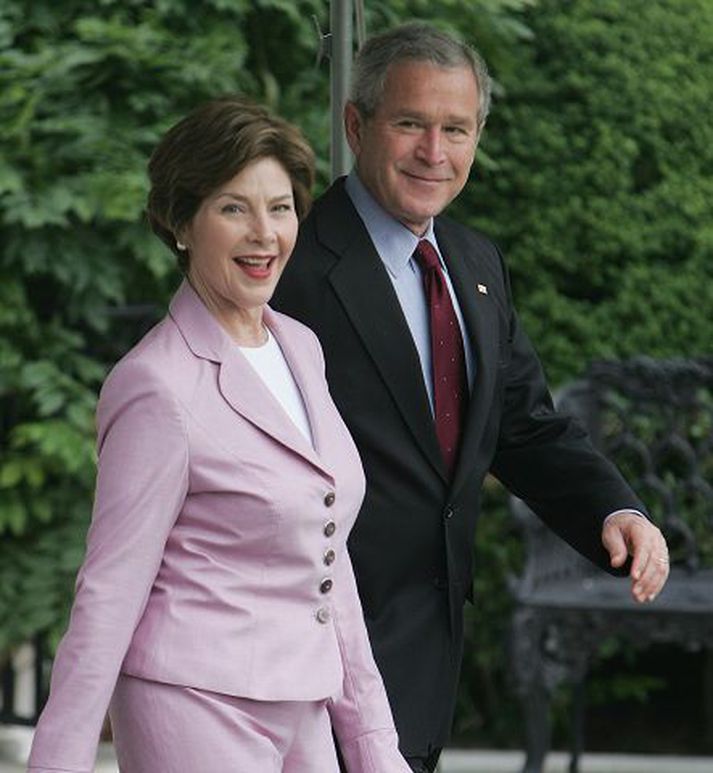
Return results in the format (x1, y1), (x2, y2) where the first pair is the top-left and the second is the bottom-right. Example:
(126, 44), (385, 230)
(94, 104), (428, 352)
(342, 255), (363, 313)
(416, 127), (446, 165)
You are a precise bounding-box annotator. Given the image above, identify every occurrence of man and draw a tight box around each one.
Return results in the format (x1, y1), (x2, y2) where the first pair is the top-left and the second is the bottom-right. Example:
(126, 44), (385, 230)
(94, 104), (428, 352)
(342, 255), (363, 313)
(272, 22), (669, 773)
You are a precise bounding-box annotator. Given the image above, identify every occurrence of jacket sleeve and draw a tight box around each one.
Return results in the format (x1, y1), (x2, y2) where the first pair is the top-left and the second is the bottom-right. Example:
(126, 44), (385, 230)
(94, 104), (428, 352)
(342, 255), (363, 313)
(490, 252), (646, 572)
(327, 549), (412, 772)
(28, 359), (189, 773)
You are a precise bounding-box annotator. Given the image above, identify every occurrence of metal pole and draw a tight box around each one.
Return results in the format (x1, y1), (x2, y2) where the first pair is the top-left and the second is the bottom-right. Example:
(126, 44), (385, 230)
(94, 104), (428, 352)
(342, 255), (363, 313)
(330, 0), (353, 180)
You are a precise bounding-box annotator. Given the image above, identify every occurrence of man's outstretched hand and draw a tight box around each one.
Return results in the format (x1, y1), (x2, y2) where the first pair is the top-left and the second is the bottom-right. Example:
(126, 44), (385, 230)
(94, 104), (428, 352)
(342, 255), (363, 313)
(602, 512), (670, 603)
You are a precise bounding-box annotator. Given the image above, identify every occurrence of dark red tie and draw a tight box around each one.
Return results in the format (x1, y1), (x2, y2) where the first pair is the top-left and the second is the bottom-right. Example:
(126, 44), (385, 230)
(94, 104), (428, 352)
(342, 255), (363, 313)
(413, 239), (468, 475)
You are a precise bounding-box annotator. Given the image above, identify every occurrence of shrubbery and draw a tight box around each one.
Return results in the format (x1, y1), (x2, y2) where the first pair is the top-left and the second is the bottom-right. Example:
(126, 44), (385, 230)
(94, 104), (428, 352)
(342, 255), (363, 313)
(459, 0), (713, 383)
(1, 0), (710, 751)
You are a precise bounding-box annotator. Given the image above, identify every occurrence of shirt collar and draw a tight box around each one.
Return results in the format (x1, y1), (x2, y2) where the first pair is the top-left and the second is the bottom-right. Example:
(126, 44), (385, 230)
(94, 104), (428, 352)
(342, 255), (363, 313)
(345, 171), (439, 277)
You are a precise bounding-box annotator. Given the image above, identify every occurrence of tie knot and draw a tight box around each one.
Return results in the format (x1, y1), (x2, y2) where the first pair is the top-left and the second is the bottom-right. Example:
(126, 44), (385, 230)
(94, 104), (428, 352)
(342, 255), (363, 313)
(413, 240), (440, 272)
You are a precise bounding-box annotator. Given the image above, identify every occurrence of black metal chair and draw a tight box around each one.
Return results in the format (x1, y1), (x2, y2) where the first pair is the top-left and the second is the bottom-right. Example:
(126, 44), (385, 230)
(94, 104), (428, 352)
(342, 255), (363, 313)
(508, 356), (713, 773)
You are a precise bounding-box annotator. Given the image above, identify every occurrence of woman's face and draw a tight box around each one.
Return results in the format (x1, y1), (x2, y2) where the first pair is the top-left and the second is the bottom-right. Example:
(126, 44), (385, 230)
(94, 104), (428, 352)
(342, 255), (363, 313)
(182, 156), (298, 330)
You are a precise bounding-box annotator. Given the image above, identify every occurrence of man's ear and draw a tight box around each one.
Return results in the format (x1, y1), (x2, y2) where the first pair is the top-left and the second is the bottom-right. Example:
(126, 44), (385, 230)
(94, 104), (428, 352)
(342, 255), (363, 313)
(343, 101), (364, 156)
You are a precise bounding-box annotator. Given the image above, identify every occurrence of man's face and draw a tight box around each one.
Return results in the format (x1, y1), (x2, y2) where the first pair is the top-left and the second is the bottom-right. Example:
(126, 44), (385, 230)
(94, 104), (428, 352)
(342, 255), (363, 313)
(345, 60), (480, 235)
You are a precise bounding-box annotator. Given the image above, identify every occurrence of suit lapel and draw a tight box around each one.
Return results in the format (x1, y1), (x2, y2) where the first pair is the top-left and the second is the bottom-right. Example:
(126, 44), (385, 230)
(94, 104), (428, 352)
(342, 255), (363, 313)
(436, 222), (500, 495)
(169, 281), (330, 477)
(262, 307), (334, 467)
(317, 183), (446, 480)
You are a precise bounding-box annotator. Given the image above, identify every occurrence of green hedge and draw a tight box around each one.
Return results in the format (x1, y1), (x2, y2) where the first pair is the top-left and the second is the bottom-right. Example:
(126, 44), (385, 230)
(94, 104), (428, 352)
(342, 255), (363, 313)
(456, 0), (713, 384)
(1, 0), (710, 751)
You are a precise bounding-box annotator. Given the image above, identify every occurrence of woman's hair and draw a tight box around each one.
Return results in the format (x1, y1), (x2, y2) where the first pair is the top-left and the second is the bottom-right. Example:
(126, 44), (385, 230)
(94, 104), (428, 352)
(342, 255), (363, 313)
(350, 22), (492, 131)
(146, 96), (315, 271)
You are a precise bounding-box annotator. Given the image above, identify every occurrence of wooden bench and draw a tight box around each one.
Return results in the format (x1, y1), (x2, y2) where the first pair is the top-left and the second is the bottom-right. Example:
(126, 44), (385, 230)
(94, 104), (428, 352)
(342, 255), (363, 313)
(507, 356), (713, 773)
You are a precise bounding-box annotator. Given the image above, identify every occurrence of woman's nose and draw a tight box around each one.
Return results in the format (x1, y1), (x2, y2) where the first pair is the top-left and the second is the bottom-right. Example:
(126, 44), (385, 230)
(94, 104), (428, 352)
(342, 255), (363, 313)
(249, 211), (276, 242)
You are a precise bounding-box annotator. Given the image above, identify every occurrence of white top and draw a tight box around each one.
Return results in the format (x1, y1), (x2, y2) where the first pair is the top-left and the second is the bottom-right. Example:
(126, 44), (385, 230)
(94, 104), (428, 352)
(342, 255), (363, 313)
(239, 328), (314, 446)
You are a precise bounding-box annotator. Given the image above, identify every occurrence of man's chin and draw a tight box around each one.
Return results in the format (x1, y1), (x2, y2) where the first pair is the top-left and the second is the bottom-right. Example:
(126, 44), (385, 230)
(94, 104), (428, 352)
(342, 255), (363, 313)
(402, 203), (442, 225)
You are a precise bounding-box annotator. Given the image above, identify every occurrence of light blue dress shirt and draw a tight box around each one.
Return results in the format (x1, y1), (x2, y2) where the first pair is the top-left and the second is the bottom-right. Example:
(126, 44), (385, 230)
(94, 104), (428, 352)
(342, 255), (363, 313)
(345, 172), (475, 413)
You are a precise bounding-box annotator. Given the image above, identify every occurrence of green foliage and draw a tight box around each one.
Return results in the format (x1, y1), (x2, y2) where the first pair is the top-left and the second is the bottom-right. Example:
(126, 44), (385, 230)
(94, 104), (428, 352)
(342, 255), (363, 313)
(0, 504), (87, 653)
(457, 0), (713, 385)
(2, 0), (709, 753)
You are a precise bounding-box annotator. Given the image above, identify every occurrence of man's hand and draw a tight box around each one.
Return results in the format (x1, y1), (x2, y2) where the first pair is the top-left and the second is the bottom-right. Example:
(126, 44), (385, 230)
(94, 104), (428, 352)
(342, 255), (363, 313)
(601, 512), (670, 603)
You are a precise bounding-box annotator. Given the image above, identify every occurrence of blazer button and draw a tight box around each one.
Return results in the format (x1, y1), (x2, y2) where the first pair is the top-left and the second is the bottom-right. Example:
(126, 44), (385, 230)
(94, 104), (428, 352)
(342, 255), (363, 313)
(324, 491), (336, 507)
(443, 505), (455, 520)
(323, 520), (336, 537)
(316, 607), (331, 624)
(323, 548), (336, 566)
(319, 578), (333, 594)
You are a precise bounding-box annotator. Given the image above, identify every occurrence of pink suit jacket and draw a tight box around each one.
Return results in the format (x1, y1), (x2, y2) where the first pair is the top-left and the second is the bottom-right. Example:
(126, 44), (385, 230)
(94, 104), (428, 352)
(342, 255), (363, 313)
(29, 281), (407, 772)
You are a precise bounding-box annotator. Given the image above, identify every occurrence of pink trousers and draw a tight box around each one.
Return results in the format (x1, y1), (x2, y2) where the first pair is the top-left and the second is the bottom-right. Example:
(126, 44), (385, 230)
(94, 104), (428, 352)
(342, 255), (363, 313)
(109, 674), (340, 772)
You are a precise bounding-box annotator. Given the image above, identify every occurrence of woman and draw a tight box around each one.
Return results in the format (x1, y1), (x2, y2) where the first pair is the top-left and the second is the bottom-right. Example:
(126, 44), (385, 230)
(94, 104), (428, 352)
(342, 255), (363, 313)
(28, 97), (410, 773)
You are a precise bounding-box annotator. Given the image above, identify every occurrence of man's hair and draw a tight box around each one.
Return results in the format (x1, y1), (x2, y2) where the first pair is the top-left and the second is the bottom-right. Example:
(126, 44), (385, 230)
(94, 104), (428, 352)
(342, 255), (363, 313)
(350, 22), (492, 131)
(146, 96), (315, 271)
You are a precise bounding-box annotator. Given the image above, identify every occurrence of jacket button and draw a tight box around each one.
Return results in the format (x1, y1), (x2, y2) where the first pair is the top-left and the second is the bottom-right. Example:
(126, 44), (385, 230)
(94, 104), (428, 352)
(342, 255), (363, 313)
(323, 520), (336, 537)
(324, 491), (336, 507)
(444, 505), (455, 520)
(323, 548), (336, 566)
(316, 607), (331, 624)
(319, 578), (333, 594)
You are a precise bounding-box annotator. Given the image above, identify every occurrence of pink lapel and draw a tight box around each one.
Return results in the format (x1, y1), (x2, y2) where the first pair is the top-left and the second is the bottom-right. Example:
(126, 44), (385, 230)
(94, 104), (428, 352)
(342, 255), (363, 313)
(263, 306), (332, 462)
(169, 280), (332, 478)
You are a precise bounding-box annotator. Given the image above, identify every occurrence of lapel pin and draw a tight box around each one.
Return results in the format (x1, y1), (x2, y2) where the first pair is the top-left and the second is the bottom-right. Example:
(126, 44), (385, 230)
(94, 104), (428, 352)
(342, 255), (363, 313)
(477, 283), (488, 295)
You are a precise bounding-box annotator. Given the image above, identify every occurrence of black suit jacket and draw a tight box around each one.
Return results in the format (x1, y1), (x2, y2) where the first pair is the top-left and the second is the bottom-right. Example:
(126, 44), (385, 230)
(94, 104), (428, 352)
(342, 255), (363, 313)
(272, 178), (644, 756)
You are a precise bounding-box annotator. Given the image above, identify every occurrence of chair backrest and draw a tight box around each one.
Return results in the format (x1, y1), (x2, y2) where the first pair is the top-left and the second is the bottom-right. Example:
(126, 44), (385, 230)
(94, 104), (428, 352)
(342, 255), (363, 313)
(511, 356), (713, 595)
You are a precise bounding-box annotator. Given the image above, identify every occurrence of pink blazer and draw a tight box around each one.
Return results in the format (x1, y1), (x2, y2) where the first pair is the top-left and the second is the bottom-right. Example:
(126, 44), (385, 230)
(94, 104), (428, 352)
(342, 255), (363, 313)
(29, 281), (407, 772)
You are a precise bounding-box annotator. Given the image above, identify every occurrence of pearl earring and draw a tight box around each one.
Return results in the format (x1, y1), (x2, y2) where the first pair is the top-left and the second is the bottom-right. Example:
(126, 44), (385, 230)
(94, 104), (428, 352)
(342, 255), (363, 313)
(176, 241), (187, 251)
